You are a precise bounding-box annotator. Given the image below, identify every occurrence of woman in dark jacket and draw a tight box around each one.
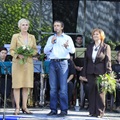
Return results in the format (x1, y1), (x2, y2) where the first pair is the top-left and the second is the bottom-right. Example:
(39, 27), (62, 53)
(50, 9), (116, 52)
(82, 28), (112, 117)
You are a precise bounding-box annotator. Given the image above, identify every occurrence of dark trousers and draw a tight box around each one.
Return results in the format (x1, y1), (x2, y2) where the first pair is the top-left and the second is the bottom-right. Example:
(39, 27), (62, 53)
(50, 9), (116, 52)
(81, 82), (89, 108)
(0, 77), (12, 107)
(68, 81), (74, 106)
(116, 89), (120, 107)
(0, 77), (12, 98)
(33, 73), (40, 104)
(87, 74), (105, 116)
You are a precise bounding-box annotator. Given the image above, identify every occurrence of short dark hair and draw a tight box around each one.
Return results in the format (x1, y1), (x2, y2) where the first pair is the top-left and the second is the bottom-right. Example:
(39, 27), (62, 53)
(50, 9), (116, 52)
(0, 47), (8, 52)
(53, 20), (64, 28)
(76, 35), (83, 39)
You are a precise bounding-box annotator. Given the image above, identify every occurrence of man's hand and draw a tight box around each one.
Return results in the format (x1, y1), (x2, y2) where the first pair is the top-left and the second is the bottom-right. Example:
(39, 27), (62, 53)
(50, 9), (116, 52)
(63, 40), (69, 49)
(75, 66), (83, 71)
(51, 36), (57, 44)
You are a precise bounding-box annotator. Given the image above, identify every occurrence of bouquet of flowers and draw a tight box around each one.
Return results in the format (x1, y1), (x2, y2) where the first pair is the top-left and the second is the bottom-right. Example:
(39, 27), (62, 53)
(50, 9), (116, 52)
(15, 45), (34, 64)
(96, 72), (116, 96)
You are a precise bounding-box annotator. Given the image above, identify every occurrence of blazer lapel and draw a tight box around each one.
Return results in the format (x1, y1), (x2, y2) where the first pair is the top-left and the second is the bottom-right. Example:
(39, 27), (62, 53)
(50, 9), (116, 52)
(96, 42), (104, 56)
(18, 33), (24, 45)
(95, 42), (104, 63)
(90, 43), (94, 62)
(27, 34), (32, 45)
(17, 33), (32, 46)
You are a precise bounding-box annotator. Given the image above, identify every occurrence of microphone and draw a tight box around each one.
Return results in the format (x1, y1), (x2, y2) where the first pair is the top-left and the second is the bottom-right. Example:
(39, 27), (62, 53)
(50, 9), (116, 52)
(54, 32), (57, 43)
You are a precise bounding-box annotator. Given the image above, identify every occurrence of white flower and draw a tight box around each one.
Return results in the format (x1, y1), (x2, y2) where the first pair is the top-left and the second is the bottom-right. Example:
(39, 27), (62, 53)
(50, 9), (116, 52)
(101, 81), (108, 87)
(27, 46), (30, 50)
(22, 45), (26, 50)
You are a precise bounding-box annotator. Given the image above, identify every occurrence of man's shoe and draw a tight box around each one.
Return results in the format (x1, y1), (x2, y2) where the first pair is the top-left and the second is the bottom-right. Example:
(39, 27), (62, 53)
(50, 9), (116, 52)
(57, 111), (67, 117)
(47, 111), (57, 116)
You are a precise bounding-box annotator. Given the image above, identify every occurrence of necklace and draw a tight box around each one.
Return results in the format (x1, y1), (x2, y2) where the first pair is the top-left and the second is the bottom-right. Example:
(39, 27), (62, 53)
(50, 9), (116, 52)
(94, 45), (100, 51)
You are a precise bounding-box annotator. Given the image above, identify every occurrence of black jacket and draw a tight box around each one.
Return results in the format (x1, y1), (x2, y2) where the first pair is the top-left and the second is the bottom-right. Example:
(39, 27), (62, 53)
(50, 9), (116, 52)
(83, 42), (112, 77)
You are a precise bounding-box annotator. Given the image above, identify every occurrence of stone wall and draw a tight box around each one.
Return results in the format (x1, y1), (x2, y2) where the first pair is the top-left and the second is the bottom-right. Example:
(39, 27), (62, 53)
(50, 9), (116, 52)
(77, 1), (120, 41)
(24, 0), (120, 41)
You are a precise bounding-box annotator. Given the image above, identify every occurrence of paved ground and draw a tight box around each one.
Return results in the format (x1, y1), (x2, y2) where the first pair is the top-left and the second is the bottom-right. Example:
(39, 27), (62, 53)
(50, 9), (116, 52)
(0, 108), (120, 120)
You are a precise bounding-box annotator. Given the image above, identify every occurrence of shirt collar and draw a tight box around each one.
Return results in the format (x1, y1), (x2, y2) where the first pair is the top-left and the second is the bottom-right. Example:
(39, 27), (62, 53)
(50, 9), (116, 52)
(55, 32), (64, 37)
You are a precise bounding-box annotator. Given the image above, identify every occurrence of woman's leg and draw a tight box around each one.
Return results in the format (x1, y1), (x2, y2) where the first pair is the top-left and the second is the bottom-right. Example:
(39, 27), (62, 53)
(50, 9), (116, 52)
(13, 88), (20, 109)
(87, 74), (96, 116)
(22, 88), (29, 109)
(22, 88), (32, 114)
(13, 88), (20, 115)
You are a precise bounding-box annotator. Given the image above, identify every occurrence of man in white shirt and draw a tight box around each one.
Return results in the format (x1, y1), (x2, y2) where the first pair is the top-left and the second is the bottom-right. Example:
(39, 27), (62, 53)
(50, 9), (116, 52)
(44, 20), (75, 117)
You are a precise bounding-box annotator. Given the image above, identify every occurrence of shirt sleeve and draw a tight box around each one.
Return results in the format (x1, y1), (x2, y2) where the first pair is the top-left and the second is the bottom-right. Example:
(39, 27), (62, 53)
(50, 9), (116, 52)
(44, 36), (54, 54)
(66, 36), (75, 54)
(9, 34), (18, 59)
(105, 44), (112, 73)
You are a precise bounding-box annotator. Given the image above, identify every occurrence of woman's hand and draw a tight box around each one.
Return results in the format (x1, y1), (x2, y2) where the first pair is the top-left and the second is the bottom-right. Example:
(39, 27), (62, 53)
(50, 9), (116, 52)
(33, 57), (38, 60)
(79, 76), (88, 82)
(18, 54), (24, 59)
(116, 79), (120, 83)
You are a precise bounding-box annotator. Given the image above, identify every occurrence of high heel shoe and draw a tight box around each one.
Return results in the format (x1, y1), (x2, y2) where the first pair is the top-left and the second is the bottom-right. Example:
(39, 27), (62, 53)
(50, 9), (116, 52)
(13, 108), (20, 115)
(22, 108), (33, 114)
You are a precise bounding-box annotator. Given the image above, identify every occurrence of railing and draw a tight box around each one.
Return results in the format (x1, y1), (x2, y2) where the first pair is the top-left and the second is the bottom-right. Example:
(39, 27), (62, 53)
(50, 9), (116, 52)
(75, 48), (117, 61)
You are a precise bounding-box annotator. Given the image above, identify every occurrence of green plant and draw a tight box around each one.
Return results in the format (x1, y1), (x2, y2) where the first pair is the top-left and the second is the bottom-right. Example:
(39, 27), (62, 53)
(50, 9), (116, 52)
(84, 35), (92, 47)
(39, 25), (52, 48)
(0, 0), (33, 46)
(105, 40), (116, 50)
(97, 72), (116, 97)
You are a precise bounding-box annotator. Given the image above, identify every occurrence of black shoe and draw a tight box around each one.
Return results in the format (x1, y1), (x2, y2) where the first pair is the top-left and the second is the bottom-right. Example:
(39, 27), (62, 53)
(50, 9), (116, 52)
(88, 114), (94, 117)
(47, 111), (57, 116)
(57, 111), (67, 117)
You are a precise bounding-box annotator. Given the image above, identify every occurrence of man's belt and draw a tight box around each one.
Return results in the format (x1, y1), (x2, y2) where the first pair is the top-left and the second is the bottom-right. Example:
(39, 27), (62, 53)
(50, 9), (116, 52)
(51, 59), (68, 62)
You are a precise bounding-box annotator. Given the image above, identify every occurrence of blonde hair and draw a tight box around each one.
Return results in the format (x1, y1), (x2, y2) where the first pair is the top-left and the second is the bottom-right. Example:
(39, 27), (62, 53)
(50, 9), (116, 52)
(92, 28), (105, 41)
(18, 18), (30, 28)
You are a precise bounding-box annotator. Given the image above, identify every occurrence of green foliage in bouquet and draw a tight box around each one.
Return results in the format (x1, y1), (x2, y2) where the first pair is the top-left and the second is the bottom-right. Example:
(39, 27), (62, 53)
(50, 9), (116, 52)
(97, 72), (116, 96)
(15, 45), (34, 64)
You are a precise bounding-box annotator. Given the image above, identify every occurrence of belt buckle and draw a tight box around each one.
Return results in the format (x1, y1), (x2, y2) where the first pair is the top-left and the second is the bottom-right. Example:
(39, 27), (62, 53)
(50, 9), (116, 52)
(53, 59), (59, 61)
(55, 59), (58, 61)
(57, 59), (60, 61)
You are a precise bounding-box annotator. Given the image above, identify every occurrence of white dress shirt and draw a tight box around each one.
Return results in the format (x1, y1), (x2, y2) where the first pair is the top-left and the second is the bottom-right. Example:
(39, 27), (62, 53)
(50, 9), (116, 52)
(92, 45), (100, 63)
(44, 33), (75, 59)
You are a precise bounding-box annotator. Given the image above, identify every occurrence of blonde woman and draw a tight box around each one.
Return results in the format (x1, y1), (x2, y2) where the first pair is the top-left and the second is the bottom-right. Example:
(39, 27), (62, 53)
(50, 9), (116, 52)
(82, 28), (112, 117)
(10, 18), (37, 115)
